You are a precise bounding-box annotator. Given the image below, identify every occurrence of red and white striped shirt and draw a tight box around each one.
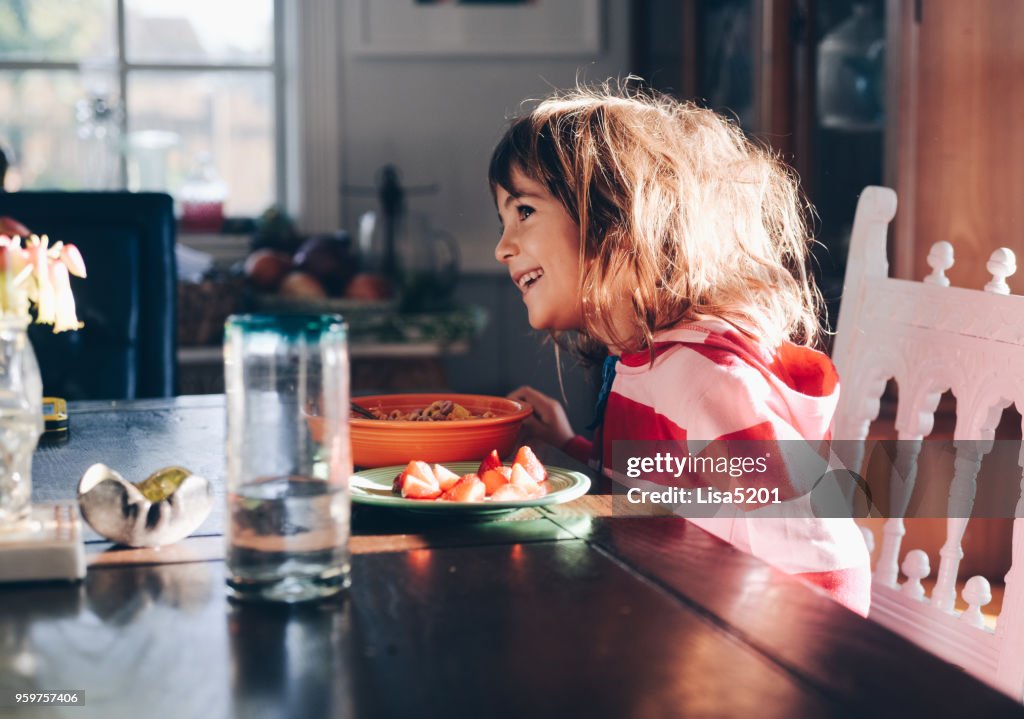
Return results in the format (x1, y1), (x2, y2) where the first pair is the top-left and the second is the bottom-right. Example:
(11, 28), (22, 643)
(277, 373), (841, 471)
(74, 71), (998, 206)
(564, 319), (871, 615)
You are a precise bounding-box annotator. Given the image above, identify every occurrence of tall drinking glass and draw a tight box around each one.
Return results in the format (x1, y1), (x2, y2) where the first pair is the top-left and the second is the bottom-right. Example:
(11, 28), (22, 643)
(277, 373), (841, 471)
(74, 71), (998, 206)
(224, 314), (351, 602)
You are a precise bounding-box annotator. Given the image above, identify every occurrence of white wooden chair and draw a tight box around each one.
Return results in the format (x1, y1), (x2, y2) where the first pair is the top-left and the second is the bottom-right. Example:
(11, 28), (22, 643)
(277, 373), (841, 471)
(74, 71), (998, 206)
(831, 185), (1024, 701)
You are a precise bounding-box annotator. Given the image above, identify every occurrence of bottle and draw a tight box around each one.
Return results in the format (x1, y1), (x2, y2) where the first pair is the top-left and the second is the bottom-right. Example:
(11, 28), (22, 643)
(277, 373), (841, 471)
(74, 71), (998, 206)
(179, 153), (228, 232)
(817, 3), (885, 131)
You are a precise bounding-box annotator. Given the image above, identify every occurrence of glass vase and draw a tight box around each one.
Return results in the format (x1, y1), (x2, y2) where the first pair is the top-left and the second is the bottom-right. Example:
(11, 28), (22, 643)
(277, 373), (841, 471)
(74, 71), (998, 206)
(0, 317), (44, 525)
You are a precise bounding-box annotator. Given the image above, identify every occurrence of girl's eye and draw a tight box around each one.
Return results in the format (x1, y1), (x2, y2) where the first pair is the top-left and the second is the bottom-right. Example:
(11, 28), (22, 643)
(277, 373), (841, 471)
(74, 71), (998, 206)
(517, 205), (535, 221)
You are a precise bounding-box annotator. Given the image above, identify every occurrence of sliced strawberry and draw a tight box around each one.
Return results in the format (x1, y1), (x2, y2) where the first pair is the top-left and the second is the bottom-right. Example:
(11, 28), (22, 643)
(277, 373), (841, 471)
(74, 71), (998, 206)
(404, 460), (435, 484)
(397, 460), (440, 499)
(392, 472), (404, 495)
(513, 445), (547, 482)
(510, 463), (543, 498)
(480, 466), (512, 496)
(491, 484), (530, 502)
(401, 474), (442, 500)
(432, 463), (461, 492)
(477, 449), (503, 476)
(442, 474), (486, 503)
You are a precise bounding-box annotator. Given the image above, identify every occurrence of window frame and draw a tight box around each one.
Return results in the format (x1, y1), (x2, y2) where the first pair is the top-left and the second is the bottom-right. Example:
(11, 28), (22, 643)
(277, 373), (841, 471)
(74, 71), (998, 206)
(0, 0), (294, 225)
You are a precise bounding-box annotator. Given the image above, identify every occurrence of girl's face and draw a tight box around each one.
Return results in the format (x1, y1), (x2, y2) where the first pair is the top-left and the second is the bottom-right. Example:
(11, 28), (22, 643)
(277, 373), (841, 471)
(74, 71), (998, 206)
(494, 168), (584, 331)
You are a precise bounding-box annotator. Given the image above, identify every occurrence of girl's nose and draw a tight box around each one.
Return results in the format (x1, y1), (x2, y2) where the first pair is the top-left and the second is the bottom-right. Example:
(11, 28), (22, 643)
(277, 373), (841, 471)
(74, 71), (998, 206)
(495, 229), (517, 264)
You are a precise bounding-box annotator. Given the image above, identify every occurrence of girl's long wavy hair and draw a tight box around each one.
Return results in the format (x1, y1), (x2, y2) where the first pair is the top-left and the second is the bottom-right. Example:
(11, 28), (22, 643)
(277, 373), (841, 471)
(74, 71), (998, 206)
(488, 82), (823, 363)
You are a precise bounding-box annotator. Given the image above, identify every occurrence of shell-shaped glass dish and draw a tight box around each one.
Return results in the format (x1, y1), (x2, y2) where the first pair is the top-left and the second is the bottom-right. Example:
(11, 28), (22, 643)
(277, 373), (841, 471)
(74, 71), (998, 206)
(77, 464), (213, 547)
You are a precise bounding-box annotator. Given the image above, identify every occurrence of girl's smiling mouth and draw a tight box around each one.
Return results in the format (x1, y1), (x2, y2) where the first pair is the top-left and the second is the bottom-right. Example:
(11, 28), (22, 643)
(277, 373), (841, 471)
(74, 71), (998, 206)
(514, 267), (545, 292)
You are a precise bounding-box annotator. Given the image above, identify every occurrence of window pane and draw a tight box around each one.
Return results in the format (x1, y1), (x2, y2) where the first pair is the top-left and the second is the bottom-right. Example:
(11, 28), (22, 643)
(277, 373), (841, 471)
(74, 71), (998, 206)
(125, 0), (273, 65)
(0, 69), (122, 190)
(126, 70), (274, 217)
(0, 0), (116, 62)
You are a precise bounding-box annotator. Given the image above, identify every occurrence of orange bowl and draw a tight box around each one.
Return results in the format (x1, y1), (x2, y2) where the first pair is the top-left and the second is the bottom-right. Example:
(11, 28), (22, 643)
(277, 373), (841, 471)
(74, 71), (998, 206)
(341, 393), (532, 468)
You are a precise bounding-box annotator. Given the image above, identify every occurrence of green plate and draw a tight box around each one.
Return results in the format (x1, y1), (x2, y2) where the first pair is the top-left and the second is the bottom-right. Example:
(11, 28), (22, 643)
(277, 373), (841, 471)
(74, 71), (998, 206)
(350, 462), (591, 514)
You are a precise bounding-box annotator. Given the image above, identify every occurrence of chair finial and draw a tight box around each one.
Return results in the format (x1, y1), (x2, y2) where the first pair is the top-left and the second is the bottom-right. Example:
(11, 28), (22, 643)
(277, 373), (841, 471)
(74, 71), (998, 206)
(924, 241), (954, 286)
(984, 248), (1016, 294)
(959, 576), (993, 629)
(901, 549), (931, 601)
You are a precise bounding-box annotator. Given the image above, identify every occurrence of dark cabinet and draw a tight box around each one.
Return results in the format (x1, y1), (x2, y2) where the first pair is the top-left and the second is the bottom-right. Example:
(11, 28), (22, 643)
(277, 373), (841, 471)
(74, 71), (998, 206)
(633, 0), (887, 330)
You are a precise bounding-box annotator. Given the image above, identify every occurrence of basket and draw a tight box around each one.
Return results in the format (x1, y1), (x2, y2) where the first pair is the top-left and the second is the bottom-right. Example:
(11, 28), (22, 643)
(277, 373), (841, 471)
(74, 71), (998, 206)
(177, 278), (244, 346)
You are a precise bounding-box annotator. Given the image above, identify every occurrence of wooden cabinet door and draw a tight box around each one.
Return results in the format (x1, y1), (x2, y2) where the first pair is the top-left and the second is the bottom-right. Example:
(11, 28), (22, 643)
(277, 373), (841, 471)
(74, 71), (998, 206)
(890, 0), (1024, 288)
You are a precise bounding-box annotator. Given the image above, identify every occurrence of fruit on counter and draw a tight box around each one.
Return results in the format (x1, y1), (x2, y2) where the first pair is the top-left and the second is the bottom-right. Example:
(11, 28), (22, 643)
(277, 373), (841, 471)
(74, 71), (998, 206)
(293, 233), (357, 295)
(251, 206), (302, 254)
(278, 271), (327, 299)
(391, 447), (549, 503)
(244, 249), (293, 291)
(343, 272), (394, 301)
(242, 226), (400, 301)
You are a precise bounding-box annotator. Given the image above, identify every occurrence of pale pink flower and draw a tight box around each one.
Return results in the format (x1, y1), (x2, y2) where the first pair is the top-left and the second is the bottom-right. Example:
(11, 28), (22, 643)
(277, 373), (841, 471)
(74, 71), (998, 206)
(0, 232), (86, 332)
(60, 243), (87, 278)
(47, 261), (83, 332)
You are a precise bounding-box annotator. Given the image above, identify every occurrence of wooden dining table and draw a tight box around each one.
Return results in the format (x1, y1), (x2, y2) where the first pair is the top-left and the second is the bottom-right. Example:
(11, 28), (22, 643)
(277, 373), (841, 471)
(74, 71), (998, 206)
(3, 395), (1023, 718)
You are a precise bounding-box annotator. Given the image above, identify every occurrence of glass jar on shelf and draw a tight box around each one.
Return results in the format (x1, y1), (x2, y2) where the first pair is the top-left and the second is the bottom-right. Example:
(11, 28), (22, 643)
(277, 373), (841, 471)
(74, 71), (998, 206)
(817, 2), (886, 132)
(179, 153), (228, 233)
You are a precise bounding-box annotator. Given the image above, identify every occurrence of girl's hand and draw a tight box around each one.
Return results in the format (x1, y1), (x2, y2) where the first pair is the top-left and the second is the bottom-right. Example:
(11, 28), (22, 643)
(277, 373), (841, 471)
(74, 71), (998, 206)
(506, 386), (575, 448)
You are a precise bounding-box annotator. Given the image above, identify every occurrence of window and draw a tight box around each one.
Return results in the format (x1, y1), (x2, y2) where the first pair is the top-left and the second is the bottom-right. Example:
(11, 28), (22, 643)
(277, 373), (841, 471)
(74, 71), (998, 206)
(0, 0), (282, 220)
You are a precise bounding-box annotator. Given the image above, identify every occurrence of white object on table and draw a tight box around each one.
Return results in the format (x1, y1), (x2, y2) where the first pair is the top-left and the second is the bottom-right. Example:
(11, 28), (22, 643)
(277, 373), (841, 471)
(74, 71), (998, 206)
(0, 501), (86, 583)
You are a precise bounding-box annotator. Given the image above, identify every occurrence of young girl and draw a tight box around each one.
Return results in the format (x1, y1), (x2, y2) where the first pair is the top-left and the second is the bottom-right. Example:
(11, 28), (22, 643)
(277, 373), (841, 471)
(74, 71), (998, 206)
(492, 83), (871, 615)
